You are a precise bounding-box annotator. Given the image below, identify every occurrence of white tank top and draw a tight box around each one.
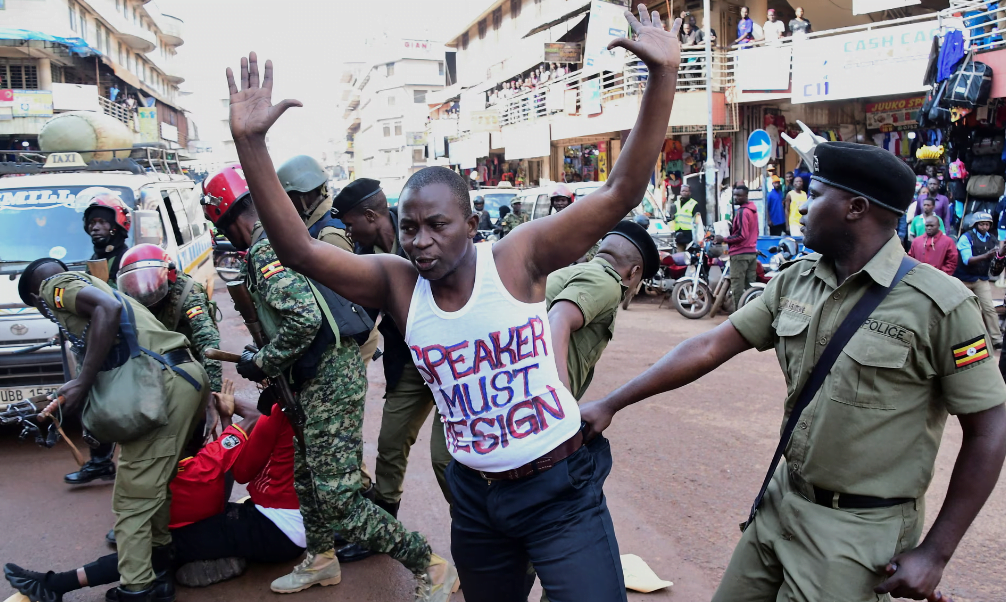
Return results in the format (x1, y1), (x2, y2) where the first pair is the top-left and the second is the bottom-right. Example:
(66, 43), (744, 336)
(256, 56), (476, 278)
(405, 242), (582, 472)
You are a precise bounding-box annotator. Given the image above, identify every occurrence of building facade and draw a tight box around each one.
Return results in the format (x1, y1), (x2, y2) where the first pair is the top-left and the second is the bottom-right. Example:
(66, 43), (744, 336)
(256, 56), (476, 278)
(1, 0), (191, 151)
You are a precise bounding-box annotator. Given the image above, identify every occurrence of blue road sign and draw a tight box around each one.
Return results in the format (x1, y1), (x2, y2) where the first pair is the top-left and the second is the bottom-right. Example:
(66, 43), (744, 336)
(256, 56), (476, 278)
(747, 129), (773, 168)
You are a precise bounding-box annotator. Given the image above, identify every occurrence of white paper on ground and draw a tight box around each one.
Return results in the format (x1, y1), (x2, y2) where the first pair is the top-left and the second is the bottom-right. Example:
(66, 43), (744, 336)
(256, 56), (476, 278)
(621, 554), (673, 593)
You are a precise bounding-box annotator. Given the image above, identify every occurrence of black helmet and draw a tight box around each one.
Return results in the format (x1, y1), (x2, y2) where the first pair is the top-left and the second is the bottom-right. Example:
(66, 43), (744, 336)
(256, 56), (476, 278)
(633, 213), (650, 229)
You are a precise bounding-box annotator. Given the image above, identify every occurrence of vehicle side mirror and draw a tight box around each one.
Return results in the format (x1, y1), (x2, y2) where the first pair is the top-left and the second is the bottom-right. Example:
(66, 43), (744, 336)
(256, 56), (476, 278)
(133, 210), (165, 246)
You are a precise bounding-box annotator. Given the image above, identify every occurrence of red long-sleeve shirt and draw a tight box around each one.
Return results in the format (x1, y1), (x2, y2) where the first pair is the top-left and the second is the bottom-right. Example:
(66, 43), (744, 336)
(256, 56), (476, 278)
(168, 404), (297, 529)
(908, 230), (958, 276)
(724, 203), (759, 255)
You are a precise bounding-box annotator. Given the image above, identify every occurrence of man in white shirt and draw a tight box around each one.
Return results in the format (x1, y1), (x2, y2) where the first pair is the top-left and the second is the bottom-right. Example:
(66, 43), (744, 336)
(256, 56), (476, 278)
(763, 9), (786, 43)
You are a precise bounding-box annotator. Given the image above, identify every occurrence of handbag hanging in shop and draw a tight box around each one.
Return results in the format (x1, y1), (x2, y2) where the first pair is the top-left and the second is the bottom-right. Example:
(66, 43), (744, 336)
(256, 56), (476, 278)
(942, 49), (993, 110)
(966, 174), (1006, 198)
(971, 134), (1005, 155)
(968, 153), (1006, 175)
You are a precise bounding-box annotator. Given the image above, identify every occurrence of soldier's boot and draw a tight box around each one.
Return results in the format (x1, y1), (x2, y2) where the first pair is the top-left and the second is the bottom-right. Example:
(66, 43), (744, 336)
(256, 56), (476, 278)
(175, 558), (247, 588)
(106, 587), (154, 602)
(64, 455), (116, 484)
(270, 550), (341, 594)
(150, 545), (175, 602)
(3, 563), (75, 602)
(414, 554), (460, 602)
(335, 497), (400, 564)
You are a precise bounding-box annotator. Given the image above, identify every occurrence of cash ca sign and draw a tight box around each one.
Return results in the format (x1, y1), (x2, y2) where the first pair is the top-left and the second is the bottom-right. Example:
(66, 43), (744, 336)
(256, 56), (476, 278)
(791, 20), (941, 104)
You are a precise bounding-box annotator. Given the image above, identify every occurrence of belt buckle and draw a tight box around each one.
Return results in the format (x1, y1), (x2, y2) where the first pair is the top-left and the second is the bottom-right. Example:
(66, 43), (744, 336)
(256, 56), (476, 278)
(479, 470), (494, 481)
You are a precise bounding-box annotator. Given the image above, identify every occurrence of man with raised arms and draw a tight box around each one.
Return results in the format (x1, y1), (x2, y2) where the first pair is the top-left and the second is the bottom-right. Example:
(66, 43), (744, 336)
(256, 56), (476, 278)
(224, 6), (681, 601)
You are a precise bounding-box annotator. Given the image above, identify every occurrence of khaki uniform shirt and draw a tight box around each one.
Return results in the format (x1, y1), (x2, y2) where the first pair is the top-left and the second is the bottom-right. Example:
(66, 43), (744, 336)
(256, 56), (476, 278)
(730, 235), (1006, 499)
(305, 197), (353, 253)
(40, 272), (189, 356)
(546, 258), (625, 400)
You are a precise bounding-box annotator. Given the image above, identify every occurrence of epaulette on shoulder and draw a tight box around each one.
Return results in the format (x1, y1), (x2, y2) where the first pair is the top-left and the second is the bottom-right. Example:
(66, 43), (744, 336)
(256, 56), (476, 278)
(902, 262), (972, 315)
(778, 253), (820, 272)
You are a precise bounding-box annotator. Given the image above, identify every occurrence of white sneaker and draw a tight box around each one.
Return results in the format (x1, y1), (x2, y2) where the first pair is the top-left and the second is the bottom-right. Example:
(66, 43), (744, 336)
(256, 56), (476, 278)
(270, 550), (341, 594)
(414, 553), (460, 601)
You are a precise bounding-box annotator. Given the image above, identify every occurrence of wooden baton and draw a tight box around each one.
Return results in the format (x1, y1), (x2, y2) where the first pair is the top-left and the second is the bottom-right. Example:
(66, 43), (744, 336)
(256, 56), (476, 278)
(204, 348), (243, 363)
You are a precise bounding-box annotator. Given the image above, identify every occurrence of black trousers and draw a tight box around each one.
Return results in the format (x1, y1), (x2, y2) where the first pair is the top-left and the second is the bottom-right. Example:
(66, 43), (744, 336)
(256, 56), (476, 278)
(769, 223), (786, 236)
(447, 437), (626, 602)
(85, 501), (304, 587)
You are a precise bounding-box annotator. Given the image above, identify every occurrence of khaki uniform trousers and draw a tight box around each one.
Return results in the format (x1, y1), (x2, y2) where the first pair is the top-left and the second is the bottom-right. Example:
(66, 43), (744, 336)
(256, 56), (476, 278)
(963, 279), (1003, 346)
(113, 362), (208, 589)
(374, 362), (452, 505)
(711, 464), (923, 602)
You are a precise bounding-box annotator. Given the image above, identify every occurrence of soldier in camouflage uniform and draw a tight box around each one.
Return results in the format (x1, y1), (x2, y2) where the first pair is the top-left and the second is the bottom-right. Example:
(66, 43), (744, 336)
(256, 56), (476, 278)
(499, 199), (530, 237)
(117, 244), (223, 394)
(201, 166), (436, 596)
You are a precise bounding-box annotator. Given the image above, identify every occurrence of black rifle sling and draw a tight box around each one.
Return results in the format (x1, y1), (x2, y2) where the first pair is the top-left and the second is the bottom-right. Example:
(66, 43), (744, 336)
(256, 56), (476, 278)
(740, 255), (918, 531)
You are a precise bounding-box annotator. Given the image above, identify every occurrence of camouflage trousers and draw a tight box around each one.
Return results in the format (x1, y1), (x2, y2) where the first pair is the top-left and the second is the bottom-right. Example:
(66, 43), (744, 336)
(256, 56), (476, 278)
(292, 340), (431, 573)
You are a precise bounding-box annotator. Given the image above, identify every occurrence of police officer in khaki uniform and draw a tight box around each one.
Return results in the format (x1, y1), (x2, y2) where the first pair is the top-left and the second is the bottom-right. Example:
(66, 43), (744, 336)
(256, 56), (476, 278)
(581, 142), (1006, 602)
(547, 220), (658, 399)
(19, 258), (207, 602)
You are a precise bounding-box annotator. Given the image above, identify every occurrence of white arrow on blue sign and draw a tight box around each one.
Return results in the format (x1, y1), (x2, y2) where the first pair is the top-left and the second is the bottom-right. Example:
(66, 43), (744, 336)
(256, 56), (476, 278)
(747, 129), (773, 168)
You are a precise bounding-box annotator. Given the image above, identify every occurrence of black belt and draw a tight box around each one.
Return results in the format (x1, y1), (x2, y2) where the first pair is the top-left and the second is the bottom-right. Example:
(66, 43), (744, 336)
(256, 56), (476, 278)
(146, 347), (201, 392)
(813, 486), (912, 510)
(162, 348), (195, 366)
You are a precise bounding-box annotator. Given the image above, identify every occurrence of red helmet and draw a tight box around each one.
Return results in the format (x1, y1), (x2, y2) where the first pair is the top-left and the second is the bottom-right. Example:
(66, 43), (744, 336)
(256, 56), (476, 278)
(550, 183), (574, 200)
(117, 244), (174, 307)
(82, 194), (132, 234)
(202, 164), (250, 226)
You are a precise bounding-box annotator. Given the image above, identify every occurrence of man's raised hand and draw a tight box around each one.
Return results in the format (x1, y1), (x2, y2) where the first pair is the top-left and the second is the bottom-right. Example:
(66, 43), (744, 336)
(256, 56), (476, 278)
(608, 5), (682, 73)
(225, 52), (302, 142)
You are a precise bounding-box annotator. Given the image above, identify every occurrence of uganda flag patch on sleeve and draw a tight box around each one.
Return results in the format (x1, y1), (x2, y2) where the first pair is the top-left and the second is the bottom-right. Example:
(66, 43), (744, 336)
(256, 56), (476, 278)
(185, 306), (204, 319)
(53, 287), (65, 309)
(954, 335), (990, 369)
(260, 260), (285, 279)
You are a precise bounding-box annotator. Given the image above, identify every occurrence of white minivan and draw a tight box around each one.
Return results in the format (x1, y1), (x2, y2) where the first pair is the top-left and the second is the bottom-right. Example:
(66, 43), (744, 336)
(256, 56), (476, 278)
(0, 150), (214, 405)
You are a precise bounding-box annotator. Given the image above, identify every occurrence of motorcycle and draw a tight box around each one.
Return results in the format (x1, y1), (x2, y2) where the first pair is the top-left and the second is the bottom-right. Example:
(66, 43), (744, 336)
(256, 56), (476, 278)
(670, 230), (728, 319)
(621, 245), (677, 309)
(213, 232), (246, 283)
(737, 237), (802, 309)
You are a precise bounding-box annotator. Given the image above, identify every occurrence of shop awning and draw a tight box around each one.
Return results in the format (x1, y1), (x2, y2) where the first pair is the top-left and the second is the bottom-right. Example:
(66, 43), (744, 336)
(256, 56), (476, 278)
(0, 29), (98, 56)
(102, 56), (141, 89)
(523, 1), (591, 38)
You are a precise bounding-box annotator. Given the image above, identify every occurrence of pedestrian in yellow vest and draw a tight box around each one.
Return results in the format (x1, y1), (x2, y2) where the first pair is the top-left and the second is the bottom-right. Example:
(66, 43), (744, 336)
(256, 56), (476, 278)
(671, 184), (698, 250)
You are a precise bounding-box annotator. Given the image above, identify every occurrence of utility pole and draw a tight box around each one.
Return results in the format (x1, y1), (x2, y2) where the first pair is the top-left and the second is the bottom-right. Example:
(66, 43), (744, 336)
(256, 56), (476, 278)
(703, 0), (716, 224)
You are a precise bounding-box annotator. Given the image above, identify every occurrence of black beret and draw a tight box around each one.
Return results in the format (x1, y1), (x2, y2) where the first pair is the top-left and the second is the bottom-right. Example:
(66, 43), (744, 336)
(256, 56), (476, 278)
(18, 257), (68, 306)
(812, 142), (917, 214)
(604, 220), (659, 279)
(331, 178), (383, 217)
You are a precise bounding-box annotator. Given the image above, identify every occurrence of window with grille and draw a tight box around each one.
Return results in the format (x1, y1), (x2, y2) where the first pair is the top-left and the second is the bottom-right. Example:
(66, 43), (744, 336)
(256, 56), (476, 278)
(0, 61), (40, 90)
(414, 89), (427, 103)
(492, 8), (502, 30)
(478, 19), (487, 39)
(511, 0), (521, 18)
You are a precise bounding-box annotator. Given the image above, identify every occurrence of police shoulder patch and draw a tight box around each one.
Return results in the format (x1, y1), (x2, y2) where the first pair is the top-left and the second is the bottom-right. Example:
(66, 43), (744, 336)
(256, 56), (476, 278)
(220, 434), (241, 449)
(953, 335), (990, 369)
(53, 287), (65, 309)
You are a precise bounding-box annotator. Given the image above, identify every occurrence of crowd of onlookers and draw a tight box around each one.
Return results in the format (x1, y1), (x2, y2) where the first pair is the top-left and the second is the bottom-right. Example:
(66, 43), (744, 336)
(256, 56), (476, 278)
(486, 63), (574, 107)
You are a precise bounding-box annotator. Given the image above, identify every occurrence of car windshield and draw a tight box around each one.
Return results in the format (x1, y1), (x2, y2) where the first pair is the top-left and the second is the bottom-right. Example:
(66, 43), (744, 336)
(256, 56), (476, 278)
(479, 192), (518, 220)
(0, 185), (136, 266)
(572, 184), (665, 220)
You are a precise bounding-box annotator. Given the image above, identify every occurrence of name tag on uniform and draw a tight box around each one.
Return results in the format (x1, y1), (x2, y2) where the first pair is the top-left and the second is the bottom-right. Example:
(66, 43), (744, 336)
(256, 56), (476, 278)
(860, 318), (915, 346)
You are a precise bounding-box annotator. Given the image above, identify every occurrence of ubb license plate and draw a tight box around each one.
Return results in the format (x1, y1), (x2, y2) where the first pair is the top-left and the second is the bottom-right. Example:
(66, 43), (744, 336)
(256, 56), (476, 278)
(0, 385), (58, 406)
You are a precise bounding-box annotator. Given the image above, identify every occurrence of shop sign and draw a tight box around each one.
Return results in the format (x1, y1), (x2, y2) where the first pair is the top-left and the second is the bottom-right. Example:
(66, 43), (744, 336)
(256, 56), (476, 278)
(138, 107), (159, 143)
(865, 96), (924, 131)
(597, 140), (609, 182)
(583, 0), (628, 75)
(544, 43), (583, 64)
(503, 122), (551, 160)
(406, 132), (428, 146)
(471, 110), (500, 133)
(160, 122), (179, 143)
(735, 47), (791, 92)
(4, 90), (53, 117)
(791, 20), (940, 104)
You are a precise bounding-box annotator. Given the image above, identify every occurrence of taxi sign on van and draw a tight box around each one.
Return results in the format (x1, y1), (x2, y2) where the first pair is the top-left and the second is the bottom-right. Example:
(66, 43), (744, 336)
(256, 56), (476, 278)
(43, 152), (88, 169)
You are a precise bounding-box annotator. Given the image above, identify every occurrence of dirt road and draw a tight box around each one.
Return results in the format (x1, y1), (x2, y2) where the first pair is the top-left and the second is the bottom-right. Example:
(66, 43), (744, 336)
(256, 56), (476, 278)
(1, 293), (1003, 601)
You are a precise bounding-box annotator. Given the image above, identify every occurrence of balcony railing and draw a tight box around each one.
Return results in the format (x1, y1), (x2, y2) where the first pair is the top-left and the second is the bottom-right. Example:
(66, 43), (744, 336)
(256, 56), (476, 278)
(949, 0), (1003, 52)
(99, 96), (136, 129)
(490, 49), (734, 127)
